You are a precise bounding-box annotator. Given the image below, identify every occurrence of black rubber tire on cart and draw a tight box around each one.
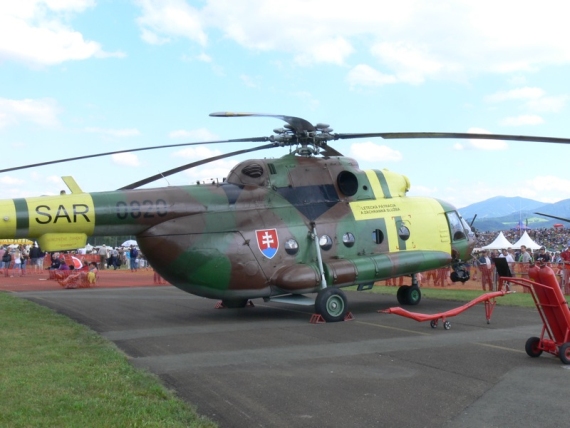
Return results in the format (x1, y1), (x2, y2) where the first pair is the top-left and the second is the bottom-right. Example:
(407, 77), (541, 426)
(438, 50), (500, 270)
(558, 343), (570, 364)
(525, 336), (543, 358)
(315, 288), (348, 322)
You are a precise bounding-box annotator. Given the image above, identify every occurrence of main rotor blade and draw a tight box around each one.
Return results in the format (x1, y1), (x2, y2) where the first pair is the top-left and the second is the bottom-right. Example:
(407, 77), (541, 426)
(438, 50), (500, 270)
(0, 137), (270, 174)
(535, 212), (570, 223)
(334, 132), (570, 144)
(210, 112), (316, 133)
(119, 143), (276, 190)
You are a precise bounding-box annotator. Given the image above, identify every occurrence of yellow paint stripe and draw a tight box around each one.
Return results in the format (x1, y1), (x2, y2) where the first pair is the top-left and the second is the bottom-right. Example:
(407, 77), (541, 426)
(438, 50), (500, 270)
(365, 170), (384, 198)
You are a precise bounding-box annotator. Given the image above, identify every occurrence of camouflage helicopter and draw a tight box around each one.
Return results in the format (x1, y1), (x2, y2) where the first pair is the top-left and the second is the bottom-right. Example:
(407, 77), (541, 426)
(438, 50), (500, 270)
(2, 112), (569, 322)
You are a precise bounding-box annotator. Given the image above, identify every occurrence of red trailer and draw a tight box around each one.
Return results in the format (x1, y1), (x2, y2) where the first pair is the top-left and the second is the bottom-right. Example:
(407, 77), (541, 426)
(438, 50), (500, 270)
(380, 290), (508, 330)
(500, 265), (570, 364)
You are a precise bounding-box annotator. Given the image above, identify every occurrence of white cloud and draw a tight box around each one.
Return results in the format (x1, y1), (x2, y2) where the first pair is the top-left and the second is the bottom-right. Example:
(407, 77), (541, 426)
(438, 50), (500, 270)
(500, 115), (544, 126)
(452, 128), (509, 151)
(133, 1), (570, 84)
(111, 153), (141, 166)
(84, 127), (141, 137)
(524, 95), (568, 113)
(0, 176), (25, 185)
(135, 0), (207, 46)
(168, 128), (219, 140)
(486, 87), (545, 103)
(173, 146), (222, 159)
(346, 64), (398, 87)
(0, 0), (121, 66)
(0, 98), (60, 129)
(349, 141), (402, 162)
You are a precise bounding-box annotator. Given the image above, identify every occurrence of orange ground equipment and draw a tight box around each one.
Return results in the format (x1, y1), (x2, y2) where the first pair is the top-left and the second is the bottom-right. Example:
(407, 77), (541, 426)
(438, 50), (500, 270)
(502, 264), (570, 364)
(379, 290), (508, 330)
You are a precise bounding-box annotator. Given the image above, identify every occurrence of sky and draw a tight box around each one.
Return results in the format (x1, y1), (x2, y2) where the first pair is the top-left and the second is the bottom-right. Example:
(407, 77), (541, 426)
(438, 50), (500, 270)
(2, 0), (570, 210)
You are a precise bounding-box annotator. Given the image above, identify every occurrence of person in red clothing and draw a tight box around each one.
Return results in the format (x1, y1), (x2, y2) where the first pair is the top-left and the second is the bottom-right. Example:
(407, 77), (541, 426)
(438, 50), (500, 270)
(560, 247), (570, 294)
(478, 250), (493, 291)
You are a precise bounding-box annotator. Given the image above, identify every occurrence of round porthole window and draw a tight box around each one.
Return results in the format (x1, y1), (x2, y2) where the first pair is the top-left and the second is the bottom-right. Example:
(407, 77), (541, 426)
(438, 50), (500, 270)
(398, 225), (410, 241)
(319, 235), (333, 251)
(284, 239), (299, 255)
(342, 232), (355, 248)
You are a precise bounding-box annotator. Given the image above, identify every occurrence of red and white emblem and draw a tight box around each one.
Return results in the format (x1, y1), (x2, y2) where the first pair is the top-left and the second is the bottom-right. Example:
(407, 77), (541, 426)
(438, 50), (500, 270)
(255, 229), (279, 259)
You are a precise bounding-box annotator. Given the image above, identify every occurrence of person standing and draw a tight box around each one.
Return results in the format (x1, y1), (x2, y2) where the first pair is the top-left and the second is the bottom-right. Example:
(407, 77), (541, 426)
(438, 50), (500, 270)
(478, 250), (493, 291)
(129, 245), (139, 272)
(98, 245), (108, 270)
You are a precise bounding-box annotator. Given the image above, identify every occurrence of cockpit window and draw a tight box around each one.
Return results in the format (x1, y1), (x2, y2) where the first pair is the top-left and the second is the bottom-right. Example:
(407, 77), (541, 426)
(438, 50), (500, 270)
(446, 211), (467, 241)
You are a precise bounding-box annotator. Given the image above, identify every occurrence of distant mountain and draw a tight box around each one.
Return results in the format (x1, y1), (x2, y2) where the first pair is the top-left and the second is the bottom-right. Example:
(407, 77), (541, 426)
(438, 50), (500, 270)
(457, 196), (570, 232)
(458, 196), (546, 220)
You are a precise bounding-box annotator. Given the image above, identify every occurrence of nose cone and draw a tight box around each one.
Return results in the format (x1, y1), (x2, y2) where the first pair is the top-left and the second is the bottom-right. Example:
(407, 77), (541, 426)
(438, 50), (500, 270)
(0, 199), (17, 239)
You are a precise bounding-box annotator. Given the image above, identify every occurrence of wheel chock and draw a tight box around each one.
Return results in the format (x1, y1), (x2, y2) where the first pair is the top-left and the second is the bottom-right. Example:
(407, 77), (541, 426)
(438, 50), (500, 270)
(310, 312), (354, 323)
(310, 314), (326, 324)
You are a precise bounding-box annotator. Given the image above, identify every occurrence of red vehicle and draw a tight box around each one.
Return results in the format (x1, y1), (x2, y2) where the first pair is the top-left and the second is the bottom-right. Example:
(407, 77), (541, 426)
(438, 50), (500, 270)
(501, 265), (570, 364)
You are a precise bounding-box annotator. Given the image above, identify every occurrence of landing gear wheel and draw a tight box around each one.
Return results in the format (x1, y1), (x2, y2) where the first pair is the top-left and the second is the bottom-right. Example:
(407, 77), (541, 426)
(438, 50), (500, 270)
(396, 286), (407, 305)
(525, 336), (543, 358)
(221, 299), (249, 308)
(559, 343), (570, 364)
(397, 285), (422, 306)
(315, 288), (348, 322)
(430, 320), (438, 329)
(443, 321), (451, 330)
(407, 285), (421, 306)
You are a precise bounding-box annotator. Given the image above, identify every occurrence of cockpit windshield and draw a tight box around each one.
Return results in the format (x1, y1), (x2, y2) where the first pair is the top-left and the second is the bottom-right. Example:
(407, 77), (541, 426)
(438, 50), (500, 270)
(446, 211), (472, 242)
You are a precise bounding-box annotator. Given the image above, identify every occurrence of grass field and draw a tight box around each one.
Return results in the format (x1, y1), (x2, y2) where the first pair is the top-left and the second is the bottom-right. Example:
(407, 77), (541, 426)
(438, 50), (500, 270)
(0, 291), (216, 428)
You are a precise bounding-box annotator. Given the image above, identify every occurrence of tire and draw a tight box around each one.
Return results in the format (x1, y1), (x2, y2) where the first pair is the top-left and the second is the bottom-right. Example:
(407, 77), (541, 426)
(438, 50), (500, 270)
(315, 288), (348, 322)
(525, 336), (543, 358)
(396, 286), (408, 305)
(396, 285), (421, 306)
(443, 321), (451, 330)
(221, 299), (249, 308)
(559, 343), (570, 364)
(396, 285), (409, 306)
(407, 285), (421, 306)
(430, 320), (438, 329)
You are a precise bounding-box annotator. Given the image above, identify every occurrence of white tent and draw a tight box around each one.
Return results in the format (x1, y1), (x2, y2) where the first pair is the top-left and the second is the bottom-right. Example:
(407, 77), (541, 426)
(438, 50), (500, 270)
(482, 232), (513, 250)
(511, 231), (542, 250)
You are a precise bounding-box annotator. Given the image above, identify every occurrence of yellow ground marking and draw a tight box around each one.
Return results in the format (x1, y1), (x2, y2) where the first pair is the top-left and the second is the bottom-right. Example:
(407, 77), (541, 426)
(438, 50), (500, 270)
(354, 320), (431, 335)
(475, 342), (526, 354)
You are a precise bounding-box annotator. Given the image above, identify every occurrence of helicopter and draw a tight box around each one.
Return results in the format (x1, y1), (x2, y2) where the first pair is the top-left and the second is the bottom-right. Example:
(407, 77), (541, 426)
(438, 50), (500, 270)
(2, 112), (570, 322)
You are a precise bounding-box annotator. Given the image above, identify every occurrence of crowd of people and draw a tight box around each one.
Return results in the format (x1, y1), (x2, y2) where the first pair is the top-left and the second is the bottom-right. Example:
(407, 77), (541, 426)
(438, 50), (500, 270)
(474, 227), (570, 253)
(0, 242), (149, 279)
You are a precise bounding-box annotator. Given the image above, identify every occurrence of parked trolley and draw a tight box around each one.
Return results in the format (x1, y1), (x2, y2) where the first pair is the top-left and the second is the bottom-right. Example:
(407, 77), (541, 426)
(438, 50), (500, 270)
(499, 264), (570, 364)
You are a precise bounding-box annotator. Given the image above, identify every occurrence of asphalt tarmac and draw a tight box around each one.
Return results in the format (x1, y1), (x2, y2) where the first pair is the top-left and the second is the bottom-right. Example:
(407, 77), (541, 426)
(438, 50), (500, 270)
(15, 286), (570, 428)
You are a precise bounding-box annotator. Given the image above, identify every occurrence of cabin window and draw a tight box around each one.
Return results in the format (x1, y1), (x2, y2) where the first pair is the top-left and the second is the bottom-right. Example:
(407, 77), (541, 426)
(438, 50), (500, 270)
(372, 229), (384, 244)
(342, 232), (355, 247)
(284, 239), (299, 255)
(397, 225), (410, 241)
(446, 211), (466, 241)
(319, 235), (333, 251)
